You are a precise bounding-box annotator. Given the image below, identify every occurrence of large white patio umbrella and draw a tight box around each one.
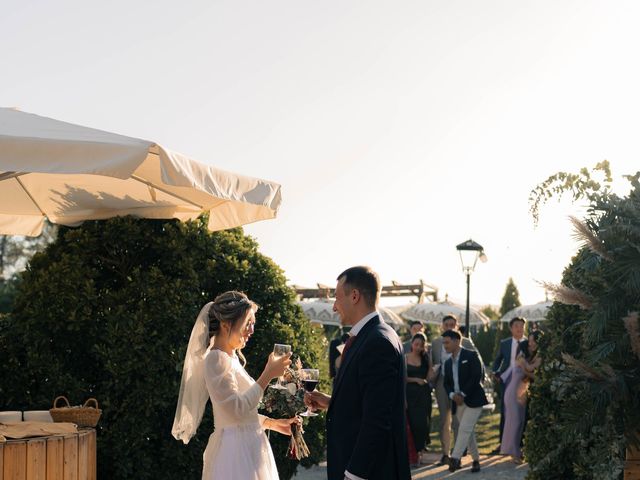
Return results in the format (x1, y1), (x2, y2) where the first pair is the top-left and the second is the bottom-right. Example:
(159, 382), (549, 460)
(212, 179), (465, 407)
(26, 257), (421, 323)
(499, 301), (553, 323)
(0, 108), (282, 236)
(297, 299), (406, 329)
(401, 300), (490, 326)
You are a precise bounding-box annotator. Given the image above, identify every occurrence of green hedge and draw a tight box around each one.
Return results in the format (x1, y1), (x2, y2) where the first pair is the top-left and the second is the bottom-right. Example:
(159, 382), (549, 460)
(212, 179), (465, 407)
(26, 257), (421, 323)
(524, 288), (625, 480)
(524, 167), (640, 479)
(0, 216), (327, 480)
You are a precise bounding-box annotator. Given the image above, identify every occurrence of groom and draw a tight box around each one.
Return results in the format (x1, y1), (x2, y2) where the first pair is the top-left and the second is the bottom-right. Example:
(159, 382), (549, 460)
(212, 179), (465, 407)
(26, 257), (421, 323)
(305, 266), (410, 480)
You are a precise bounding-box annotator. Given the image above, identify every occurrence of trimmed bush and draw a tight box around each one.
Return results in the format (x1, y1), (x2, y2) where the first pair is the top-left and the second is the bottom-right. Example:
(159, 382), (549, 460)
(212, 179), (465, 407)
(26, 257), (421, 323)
(0, 216), (327, 480)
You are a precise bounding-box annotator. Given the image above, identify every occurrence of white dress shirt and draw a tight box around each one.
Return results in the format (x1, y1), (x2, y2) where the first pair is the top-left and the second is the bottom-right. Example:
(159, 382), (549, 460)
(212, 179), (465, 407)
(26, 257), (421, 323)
(349, 310), (380, 337)
(441, 343), (452, 364)
(510, 337), (519, 365)
(449, 349), (465, 399)
(503, 337), (523, 378)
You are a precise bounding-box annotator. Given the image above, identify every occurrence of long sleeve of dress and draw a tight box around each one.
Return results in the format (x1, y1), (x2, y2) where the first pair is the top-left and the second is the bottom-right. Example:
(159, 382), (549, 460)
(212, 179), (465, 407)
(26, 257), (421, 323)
(205, 351), (264, 420)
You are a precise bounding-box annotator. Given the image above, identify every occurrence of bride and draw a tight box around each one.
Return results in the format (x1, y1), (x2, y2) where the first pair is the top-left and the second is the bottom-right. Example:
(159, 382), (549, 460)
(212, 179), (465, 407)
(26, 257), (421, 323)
(172, 291), (299, 479)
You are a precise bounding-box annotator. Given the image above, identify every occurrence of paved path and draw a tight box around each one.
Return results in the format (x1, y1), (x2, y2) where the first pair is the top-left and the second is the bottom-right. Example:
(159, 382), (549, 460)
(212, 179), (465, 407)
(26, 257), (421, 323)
(293, 453), (529, 480)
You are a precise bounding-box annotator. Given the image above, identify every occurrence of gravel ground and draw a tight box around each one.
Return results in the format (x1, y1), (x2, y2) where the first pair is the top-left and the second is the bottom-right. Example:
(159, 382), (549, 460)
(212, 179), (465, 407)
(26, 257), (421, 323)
(293, 453), (529, 480)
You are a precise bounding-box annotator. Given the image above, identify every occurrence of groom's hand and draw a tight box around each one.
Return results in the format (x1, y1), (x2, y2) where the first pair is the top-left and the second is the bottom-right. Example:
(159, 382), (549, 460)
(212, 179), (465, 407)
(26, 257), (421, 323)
(304, 391), (330, 411)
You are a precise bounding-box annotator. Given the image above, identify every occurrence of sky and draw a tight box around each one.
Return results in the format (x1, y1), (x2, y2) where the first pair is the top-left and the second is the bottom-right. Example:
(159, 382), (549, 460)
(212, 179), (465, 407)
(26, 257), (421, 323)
(2, 0), (640, 308)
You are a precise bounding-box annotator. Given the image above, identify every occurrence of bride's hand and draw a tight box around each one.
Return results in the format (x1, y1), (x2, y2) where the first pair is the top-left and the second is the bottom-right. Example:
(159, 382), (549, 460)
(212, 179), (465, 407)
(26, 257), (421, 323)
(267, 416), (302, 436)
(264, 352), (292, 380)
(256, 352), (293, 390)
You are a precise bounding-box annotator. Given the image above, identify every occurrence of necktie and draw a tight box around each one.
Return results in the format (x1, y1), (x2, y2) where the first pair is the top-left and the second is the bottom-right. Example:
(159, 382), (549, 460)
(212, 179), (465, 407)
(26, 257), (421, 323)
(342, 335), (357, 358)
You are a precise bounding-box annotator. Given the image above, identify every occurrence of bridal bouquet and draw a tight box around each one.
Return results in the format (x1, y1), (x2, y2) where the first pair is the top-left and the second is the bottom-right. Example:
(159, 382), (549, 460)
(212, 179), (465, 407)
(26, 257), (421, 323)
(259, 358), (310, 460)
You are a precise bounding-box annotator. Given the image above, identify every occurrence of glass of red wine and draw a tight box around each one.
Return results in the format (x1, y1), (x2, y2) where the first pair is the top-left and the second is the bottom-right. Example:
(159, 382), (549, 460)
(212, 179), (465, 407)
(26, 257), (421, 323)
(300, 368), (319, 417)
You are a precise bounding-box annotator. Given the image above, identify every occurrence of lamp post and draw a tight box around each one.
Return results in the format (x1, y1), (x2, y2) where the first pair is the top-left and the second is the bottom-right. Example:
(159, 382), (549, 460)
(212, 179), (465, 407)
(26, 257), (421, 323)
(456, 239), (486, 338)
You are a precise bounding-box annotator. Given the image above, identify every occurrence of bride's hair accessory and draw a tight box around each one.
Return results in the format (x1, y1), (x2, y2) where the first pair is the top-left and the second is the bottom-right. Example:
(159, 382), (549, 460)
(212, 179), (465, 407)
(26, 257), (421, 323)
(208, 291), (258, 337)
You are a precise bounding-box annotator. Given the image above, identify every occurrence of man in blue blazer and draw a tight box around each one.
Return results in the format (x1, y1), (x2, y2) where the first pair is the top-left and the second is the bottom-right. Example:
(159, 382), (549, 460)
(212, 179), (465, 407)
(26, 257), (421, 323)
(443, 329), (488, 473)
(491, 317), (526, 451)
(305, 266), (410, 480)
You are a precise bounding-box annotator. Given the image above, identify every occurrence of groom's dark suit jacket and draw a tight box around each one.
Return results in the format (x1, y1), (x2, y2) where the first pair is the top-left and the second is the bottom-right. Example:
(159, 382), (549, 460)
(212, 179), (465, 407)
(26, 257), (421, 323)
(326, 315), (410, 480)
(443, 347), (489, 414)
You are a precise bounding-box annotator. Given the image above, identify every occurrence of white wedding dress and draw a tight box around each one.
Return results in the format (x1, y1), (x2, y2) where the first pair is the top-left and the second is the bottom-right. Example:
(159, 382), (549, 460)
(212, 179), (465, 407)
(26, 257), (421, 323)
(202, 349), (279, 479)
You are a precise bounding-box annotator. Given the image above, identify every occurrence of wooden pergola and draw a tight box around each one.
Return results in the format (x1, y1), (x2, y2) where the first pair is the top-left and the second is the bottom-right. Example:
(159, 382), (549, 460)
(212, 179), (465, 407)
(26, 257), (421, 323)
(294, 280), (438, 303)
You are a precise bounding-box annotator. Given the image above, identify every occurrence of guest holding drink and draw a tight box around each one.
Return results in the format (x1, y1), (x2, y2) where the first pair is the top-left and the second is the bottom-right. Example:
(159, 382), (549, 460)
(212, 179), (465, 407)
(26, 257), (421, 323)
(405, 332), (434, 462)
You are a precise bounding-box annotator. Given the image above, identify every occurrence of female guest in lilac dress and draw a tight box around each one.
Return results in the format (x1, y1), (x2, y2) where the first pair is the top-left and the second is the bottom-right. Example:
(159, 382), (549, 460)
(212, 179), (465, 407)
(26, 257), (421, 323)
(500, 331), (543, 462)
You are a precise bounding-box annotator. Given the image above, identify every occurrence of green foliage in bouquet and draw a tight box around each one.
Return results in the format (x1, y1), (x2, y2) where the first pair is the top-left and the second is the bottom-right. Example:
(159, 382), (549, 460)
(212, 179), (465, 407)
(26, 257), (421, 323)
(0, 216), (327, 480)
(260, 361), (311, 461)
(525, 162), (640, 479)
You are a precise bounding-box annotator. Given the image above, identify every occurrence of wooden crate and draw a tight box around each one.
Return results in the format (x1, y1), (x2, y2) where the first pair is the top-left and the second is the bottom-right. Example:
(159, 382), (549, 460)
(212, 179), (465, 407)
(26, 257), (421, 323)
(0, 429), (95, 480)
(626, 444), (640, 480)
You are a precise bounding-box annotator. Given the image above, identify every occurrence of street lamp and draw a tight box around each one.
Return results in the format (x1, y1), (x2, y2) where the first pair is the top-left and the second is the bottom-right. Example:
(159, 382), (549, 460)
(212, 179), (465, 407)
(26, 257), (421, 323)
(456, 239), (487, 338)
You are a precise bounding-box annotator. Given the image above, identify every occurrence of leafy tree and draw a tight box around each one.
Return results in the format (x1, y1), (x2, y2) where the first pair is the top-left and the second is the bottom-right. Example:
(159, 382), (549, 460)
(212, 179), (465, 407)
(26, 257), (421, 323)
(0, 216), (326, 480)
(481, 305), (499, 321)
(0, 278), (17, 313)
(473, 306), (499, 364)
(499, 278), (521, 317)
(493, 278), (522, 358)
(0, 222), (57, 279)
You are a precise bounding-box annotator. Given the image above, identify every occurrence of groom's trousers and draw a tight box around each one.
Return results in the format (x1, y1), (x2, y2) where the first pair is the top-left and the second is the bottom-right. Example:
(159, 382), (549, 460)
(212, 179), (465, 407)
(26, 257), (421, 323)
(451, 403), (481, 461)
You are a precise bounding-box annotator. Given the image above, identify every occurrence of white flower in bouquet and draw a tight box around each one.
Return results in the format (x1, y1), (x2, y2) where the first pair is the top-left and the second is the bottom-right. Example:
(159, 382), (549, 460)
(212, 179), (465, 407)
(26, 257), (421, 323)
(286, 383), (297, 396)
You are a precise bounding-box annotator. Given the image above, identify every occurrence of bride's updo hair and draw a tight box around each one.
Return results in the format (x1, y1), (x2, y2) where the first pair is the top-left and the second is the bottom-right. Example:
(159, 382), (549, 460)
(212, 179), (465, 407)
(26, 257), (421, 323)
(209, 290), (258, 334)
(208, 291), (258, 365)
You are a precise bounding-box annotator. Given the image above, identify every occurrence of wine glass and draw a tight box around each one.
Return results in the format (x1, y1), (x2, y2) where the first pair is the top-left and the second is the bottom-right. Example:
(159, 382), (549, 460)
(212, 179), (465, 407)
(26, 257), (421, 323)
(269, 343), (292, 390)
(299, 368), (319, 417)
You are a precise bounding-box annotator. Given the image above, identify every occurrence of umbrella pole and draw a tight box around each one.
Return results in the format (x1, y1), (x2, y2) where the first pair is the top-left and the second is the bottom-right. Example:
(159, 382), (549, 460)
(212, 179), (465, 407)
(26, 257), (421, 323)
(0, 171), (24, 182)
(14, 176), (47, 217)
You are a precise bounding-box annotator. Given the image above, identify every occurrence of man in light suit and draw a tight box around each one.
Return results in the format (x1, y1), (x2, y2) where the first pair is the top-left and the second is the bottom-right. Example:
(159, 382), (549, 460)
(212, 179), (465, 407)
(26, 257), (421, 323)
(443, 329), (488, 473)
(305, 266), (410, 480)
(491, 316), (526, 452)
(430, 314), (478, 466)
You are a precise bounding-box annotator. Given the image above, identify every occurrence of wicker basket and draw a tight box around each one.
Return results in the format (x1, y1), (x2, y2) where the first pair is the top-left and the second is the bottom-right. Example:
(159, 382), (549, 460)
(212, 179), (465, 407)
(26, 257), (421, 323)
(49, 396), (102, 427)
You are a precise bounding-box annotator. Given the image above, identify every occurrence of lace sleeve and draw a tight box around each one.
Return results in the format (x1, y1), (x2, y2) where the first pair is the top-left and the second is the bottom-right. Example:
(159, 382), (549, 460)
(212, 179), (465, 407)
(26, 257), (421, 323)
(205, 351), (264, 418)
